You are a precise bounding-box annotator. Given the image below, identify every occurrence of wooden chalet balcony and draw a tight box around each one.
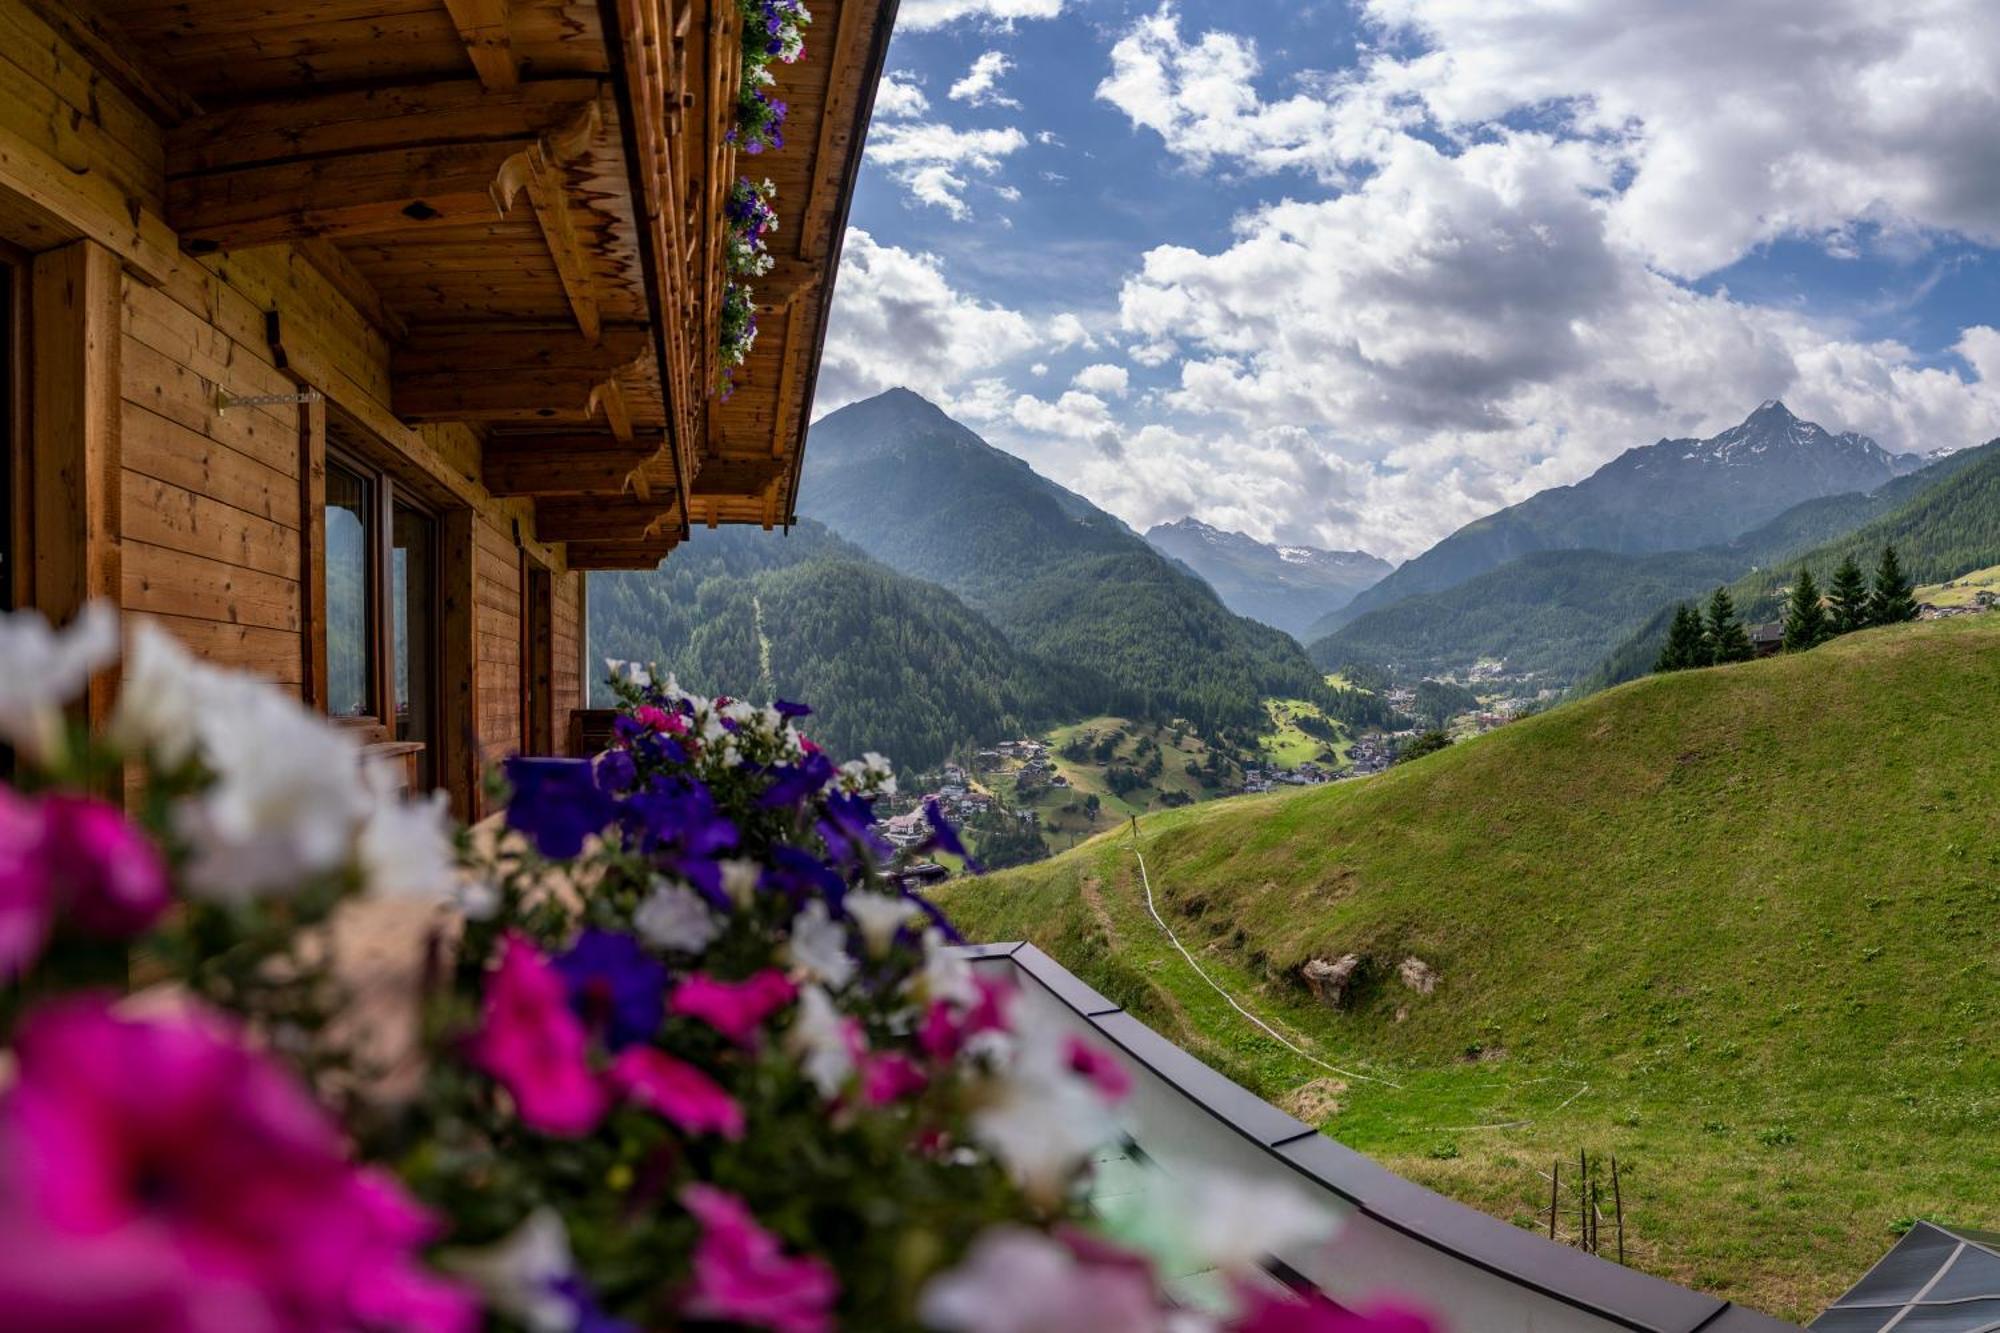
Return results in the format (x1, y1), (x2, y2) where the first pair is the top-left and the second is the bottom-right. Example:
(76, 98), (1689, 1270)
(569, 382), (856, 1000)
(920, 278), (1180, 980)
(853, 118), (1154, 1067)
(0, 0), (895, 819)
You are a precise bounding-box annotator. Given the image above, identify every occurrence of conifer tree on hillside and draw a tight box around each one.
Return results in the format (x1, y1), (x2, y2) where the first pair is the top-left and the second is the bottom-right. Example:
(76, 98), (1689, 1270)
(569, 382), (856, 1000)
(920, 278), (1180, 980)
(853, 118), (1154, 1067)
(1868, 544), (1919, 626)
(1782, 568), (1830, 651)
(1827, 554), (1871, 635)
(1706, 586), (1754, 663)
(1655, 602), (1710, 672)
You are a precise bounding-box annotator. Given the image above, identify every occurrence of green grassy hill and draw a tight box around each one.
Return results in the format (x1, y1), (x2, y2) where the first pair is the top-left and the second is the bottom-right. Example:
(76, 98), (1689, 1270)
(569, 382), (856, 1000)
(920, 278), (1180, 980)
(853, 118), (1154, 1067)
(939, 617), (2000, 1322)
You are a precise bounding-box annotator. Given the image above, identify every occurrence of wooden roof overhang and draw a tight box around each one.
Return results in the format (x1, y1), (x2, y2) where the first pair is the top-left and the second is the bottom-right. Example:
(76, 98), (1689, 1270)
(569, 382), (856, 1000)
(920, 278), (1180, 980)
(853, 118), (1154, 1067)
(83, 0), (896, 571)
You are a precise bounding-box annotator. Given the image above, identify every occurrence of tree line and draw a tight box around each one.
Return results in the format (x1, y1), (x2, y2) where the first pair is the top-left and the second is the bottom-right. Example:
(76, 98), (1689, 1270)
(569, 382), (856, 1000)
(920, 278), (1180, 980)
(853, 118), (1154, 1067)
(1655, 546), (1918, 673)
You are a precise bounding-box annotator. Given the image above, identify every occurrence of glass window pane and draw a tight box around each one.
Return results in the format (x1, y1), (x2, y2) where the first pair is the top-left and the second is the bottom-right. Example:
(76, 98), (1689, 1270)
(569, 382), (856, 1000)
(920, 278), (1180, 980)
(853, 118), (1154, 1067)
(325, 464), (373, 718)
(392, 504), (436, 785)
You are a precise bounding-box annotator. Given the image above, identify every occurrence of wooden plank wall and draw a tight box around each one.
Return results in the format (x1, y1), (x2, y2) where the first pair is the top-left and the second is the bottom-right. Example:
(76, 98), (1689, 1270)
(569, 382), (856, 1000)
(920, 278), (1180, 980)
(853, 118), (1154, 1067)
(0, 0), (589, 807)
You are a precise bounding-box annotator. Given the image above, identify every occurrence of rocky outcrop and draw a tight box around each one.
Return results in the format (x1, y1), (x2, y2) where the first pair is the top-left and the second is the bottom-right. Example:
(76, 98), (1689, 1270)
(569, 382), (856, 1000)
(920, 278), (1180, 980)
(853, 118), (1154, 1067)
(1397, 956), (1439, 995)
(1301, 953), (1363, 1009)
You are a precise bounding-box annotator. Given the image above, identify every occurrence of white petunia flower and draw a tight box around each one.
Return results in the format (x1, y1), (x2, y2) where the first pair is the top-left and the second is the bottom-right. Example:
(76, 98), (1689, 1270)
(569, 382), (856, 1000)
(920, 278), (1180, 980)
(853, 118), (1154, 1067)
(836, 751), (898, 798)
(439, 1207), (576, 1333)
(111, 618), (211, 767)
(787, 899), (854, 989)
(718, 858), (762, 908)
(911, 927), (978, 1007)
(972, 1007), (1117, 1200)
(1168, 1171), (1340, 1275)
(845, 890), (919, 956)
(355, 763), (459, 903)
(787, 984), (860, 1098)
(635, 878), (719, 954)
(918, 1227), (1163, 1333)
(175, 673), (371, 903)
(0, 602), (119, 763)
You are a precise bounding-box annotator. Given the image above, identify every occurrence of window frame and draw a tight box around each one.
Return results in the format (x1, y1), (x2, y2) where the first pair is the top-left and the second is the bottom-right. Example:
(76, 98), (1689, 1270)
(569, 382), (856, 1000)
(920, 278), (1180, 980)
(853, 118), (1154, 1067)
(322, 445), (443, 769)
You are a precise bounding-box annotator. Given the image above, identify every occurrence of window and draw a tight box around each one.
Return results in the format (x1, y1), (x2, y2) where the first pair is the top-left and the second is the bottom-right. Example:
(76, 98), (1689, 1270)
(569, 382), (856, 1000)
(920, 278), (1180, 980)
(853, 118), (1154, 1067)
(325, 461), (375, 718)
(323, 436), (441, 787)
(392, 503), (439, 786)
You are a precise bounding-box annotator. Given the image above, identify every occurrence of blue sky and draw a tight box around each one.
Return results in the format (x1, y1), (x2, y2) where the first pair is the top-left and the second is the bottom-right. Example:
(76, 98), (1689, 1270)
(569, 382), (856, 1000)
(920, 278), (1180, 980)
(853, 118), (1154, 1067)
(814, 0), (2000, 560)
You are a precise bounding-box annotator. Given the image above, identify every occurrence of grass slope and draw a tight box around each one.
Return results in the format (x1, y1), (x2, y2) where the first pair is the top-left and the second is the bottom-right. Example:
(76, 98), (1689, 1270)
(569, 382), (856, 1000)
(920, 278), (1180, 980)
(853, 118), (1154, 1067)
(940, 618), (2000, 1322)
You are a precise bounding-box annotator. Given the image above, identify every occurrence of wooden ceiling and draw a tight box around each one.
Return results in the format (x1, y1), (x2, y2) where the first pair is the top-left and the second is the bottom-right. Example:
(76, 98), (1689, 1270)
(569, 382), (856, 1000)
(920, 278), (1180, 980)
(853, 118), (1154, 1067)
(87, 0), (896, 570)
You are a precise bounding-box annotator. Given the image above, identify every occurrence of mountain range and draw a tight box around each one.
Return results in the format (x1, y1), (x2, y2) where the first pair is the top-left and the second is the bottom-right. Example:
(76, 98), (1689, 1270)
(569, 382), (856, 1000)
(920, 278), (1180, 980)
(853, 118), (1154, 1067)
(1319, 401), (1928, 636)
(1142, 518), (1389, 639)
(797, 388), (1388, 740)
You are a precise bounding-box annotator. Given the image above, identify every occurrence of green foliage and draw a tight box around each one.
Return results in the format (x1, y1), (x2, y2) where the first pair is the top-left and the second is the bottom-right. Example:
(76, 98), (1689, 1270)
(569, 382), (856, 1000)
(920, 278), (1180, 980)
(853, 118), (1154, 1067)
(1413, 678), (1478, 728)
(1705, 587), (1753, 663)
(1395, 729), (1453, 764)
(1654, 602), (1712, 672)
(1827, 555), (1870, 633)
(1869, 544), (1918, 625)
(1782, 568), (1830, 651)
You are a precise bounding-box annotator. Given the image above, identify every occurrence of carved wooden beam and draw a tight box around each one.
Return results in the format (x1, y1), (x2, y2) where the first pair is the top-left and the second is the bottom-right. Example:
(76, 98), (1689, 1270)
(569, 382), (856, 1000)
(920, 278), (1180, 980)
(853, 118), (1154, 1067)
(164, 84), (602, 251)
(564, 535), (684, 570)
(690, 456), (787, 497)
(754, 257), (824, 312)
(167, 80), (604, 175)
(442, 0), (520, 91)
(533, 496), (678, 543)
(484, 434), (662, 497)
(392, 328), (651, 423)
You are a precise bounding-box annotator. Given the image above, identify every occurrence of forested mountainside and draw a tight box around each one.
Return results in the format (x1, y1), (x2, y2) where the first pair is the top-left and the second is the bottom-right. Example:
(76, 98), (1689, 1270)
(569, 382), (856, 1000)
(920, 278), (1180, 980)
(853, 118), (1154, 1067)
(1582, 436), (2000, 691)
(1143, 517), (1388, 639)
(589, 522), (1078, 770)
(1320, 401), (1930, 634)
(799, 389), (1391, 737)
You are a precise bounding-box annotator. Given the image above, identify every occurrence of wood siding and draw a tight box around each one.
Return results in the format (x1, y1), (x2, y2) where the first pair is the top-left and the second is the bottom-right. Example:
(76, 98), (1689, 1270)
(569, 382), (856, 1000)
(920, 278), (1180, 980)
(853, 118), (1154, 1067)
(1, 0), (588, 819)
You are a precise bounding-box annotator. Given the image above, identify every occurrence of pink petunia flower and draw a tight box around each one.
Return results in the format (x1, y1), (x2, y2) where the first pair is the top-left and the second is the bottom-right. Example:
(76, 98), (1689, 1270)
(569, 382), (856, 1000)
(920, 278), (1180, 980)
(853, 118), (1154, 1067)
(470, 932), (609, 1136)
(0, 996), (475, 1333)
(918, 976), (1015, 1062)
(1065, 1035), (1133, 1103)
(670, 969), (797, 1046)
(42, 794), (172, 939)
(860, 1051), (929, 1107)
(609, 1047), (745, 1139)
(0, 788), (51, 979)
(1230, 1289), (1439, 1333)
(680, 1184), (838, 1333)
(632, 704), (675, 733)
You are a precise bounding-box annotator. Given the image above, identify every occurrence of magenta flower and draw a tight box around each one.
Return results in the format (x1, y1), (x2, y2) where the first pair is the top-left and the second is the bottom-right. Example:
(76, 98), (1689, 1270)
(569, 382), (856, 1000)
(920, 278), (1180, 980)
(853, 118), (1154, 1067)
(680, 1184), (838, 1333)
(471, 932), (609, 1135)
(632, 704), (675, 733)
(42, 794), (171, 938)
(1065, 1035), (1133, 1103)
(918, 977), (1014, 1061)
(0, 788), (51, 979)
(0, 997), (474, 1333)
(609, 1047), (744, 1139)
(861, 1052), (929, 1107)
(1230, 1290), (1439, 1333)
(670, 969), (797, 1046)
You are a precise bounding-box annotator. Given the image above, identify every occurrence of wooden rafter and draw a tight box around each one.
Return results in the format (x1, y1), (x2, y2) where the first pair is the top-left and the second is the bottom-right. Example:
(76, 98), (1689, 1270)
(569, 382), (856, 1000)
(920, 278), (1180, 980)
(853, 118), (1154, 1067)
(392, 327), (651, 423)
(165, 84), (603, 252)
(533, 496), (679, 543)
(485, 435), (661, 497)
(441, 0), (520, 91)
(499, 142), (602, 343)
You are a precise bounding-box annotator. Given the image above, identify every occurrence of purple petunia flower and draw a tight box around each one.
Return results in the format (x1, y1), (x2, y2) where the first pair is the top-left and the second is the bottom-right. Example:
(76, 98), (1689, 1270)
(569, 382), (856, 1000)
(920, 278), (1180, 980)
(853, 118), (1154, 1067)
(553, 929), (669, 1051)
(504, 758), (618, 860)
(922, 798), (981, 873)
(758, 753), (837, 810)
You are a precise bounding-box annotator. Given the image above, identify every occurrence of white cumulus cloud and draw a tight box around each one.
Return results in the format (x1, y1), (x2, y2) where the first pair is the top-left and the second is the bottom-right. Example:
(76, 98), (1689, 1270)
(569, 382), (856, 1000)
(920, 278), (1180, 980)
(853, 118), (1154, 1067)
(867, 122), (1028, 220)
(898, 0), (1064, 32)
(949, 51), (1021, 109)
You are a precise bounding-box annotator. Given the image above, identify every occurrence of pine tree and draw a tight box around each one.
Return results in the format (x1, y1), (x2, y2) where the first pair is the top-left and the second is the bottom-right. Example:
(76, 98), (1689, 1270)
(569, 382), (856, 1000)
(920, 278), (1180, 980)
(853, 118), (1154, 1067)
(1867, 544), (1918, 626)
(1782, 568), (1829, 651)
(1706, 586), (1753, 663)
(1826, 554), (1870, 635)
(1655, 602), (1708, 672)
